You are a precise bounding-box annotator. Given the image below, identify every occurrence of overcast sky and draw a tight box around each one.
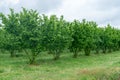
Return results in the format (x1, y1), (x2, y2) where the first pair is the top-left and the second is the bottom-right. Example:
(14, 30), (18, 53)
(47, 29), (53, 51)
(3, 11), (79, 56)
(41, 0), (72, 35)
(0, 0), (120, 28)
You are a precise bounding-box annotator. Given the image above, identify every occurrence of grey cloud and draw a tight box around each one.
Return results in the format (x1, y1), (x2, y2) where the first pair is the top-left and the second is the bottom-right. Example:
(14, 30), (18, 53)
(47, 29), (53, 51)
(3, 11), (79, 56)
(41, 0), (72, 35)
(92, 0), (120, 27)
(19, 0), (63, 13)
(77, 0), (120, 27)
(92, 0), (120, 10)
(0, 0), (120, 28)
(0, 0), (63, 14)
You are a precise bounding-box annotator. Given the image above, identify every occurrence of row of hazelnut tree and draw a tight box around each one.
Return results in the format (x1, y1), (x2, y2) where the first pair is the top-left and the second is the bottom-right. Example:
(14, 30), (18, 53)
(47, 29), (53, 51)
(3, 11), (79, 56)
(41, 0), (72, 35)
(0, 8), (120, 64)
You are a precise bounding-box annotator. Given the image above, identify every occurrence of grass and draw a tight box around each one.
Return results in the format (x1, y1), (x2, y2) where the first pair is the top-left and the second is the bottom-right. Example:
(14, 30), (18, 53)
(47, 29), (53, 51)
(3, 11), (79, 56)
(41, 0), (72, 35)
(0, 51), (120, 80)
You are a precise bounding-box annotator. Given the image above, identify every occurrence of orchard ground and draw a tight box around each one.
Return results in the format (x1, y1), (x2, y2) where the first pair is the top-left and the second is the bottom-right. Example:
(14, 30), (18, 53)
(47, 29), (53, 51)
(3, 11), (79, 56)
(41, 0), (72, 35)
(0, 50), (120, 80)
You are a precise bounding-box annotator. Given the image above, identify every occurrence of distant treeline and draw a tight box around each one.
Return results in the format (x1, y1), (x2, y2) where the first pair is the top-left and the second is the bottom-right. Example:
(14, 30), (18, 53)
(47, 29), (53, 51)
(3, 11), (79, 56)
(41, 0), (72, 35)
(0, 8), (120, 64)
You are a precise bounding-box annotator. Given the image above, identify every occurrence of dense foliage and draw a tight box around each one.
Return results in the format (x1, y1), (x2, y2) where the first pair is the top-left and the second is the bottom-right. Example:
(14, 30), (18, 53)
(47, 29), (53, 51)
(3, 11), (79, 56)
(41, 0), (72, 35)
(0, 8), (120, 64)
(41, 15), (72, 60)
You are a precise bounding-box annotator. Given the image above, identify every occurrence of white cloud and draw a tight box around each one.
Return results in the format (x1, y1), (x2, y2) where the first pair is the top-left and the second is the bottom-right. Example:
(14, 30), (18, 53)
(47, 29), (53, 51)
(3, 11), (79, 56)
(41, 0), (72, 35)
(0, 0), (19, 5)
(0, 0), (62, 14)
(0, 0), (120, 28)
(47, 0), (120, 28)
(0, 0), (19, 6)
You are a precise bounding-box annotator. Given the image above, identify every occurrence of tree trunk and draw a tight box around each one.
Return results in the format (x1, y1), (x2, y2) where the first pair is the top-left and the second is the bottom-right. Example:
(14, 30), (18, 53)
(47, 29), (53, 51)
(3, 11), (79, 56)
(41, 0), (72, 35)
(108, 49), (112, 53)
(24, 49), (38, 64)
(29, 56), (35, 64)
(95, 49), (99, 54)
(53, 50), (60, 60)
(73, 52), (78, 58)
(102, 48), (106, 54)
(73, 48), (78, 58)
(84, 49), (90, 56)
(10, 50), (16, 57)
(54, 54), (60, 60)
